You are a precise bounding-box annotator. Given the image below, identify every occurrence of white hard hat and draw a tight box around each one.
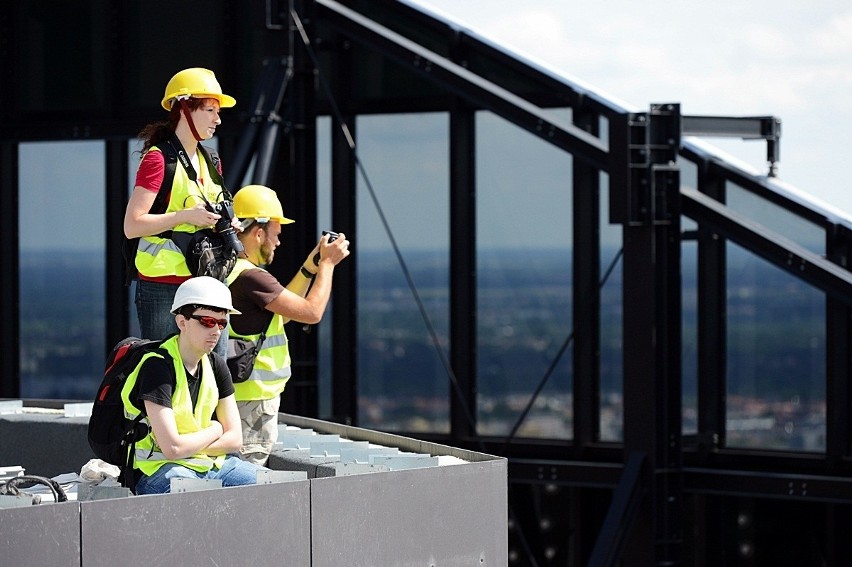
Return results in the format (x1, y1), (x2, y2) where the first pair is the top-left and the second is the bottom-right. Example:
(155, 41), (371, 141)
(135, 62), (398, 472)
(171, 276), (241, 314)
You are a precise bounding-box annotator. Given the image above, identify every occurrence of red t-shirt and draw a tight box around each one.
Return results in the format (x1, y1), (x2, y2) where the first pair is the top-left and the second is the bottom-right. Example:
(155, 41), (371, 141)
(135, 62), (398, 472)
(134, 147), (222, 192)
(135, 150), (166, 192)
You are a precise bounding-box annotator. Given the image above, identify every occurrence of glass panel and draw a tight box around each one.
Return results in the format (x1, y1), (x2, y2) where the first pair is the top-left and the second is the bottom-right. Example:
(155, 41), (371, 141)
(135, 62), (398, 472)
(356, 113), (450, 433)
(475, 112), (573, 440)
(679, 157), (703, 438)
(726, 243), (825, 451)
(727, 181), (824, 255)
(599, 175), (624, 442)
(19, 141), (106, 400)
(681, 216), (699, 436)
(127, 139), (142, 338)
(679, 158), (698, 192)
(317, 117), (333, 419)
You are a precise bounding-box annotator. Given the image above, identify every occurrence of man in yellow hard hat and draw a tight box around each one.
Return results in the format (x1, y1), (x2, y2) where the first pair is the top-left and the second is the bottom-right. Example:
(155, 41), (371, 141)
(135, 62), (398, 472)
(225, 185), (350, 465)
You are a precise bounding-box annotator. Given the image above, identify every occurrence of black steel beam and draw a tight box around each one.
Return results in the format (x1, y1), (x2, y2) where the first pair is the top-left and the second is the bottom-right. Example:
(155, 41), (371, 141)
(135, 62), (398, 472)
(615, 105), (684, 564)
(105, 141), (130, 351)
(225, 57), (293, 189)
(320, 22), (360, 426)
(315, 0), (610, 172)
(449, 105), (478, 440)
(251, 60), (293, 186)
(684, 467), (852, 505)
(509, 458), (852, 506)
(695, 169), (727, 456)
(330, 112), (358, 425)
(509, 459), (624, 489)
(279, 0), (320, 417)
(586, 452), (647, 567)
(825, 224), (852, 466)
(0, 142), (20, 398)
(682, 187), (852, 306)
(572, 105), (602, 449)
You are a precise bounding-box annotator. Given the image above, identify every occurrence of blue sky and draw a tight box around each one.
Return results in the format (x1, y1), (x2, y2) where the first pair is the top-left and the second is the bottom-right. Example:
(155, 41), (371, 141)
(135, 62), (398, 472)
(408, 0), (852, 218)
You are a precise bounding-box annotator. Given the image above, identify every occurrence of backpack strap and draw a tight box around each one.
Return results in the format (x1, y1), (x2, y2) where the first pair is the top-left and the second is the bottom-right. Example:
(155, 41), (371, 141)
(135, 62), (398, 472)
(197, 144), (230, 199)
(121, 411), (148, 492)
(151, 141), (179, 216)
(154, 137), (226, 243)
(122, 344), (174, 492)
(122, 143), (180, 286)
(167, 134), (231, 201)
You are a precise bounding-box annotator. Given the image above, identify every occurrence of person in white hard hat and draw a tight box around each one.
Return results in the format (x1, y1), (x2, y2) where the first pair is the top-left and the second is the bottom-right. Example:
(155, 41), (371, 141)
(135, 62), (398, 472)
(121, 276), (267, 494)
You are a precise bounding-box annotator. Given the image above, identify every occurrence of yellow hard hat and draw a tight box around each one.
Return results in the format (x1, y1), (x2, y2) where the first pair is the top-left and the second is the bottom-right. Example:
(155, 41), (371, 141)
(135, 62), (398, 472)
(233, 185), (295, 224)
(161, 68), (236, 111)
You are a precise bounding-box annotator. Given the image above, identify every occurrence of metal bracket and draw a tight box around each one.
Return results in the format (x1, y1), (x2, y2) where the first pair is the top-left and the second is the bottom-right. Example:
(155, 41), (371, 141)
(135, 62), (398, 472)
(609, 103), (682, 226)
(682, 115), (781, 177)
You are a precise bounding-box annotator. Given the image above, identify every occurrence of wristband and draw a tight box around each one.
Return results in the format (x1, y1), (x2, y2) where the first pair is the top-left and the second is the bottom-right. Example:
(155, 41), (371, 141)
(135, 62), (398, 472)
(301, 266), (316, 279)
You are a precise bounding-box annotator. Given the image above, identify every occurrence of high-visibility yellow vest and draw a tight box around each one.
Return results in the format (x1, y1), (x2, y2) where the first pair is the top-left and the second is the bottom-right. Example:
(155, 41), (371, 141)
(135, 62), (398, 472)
(226, 259), (292, 401)
(135, 146), (226, 279)
(120, 335), (225, 476)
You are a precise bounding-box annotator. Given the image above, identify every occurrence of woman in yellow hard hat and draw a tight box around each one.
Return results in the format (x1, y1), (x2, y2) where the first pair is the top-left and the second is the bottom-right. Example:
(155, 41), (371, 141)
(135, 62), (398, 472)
(123, 68), (238, 354)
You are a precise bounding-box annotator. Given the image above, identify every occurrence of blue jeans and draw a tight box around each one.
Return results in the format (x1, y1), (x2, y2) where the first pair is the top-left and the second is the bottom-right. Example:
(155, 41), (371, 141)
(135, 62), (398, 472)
(134, 455), (267, 495)
(135, 280), (180, 340)
(135, 279), (227, 357)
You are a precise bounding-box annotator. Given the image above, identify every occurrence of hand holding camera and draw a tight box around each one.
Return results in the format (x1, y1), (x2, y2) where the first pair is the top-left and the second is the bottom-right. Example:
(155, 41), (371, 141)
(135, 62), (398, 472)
(312, 230), (349, 267)
(207, 200), (245, 256)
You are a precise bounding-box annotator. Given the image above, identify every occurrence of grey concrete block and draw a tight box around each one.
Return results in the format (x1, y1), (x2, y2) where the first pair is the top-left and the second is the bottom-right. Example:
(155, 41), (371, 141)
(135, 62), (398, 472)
(0, 413), (93, 478)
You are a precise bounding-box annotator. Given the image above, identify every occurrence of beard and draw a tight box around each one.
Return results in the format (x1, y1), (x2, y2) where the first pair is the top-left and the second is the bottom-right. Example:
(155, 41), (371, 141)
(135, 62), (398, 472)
(260, 240), (275, 266)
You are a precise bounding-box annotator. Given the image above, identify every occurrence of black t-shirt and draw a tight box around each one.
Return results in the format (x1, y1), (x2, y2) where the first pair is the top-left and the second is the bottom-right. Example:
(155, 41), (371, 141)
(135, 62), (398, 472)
(229, 267), (282, 336)
(131, 352), (234, 413)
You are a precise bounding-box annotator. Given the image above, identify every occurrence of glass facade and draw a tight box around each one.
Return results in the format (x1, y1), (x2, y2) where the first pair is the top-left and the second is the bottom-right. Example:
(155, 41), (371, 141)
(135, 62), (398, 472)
(317, 116), (334, 418)
(5, 0), (841, 459)
(598, 177), (624, 442)
(8, 2), (852, 562)
(475, 112), (573, 439)
(19, 141), (106, 399)
(12, 125), (833, 456)
(726, 181), (824, 254)
(726, 242), (826, 451)
(355, 112), (451, 433)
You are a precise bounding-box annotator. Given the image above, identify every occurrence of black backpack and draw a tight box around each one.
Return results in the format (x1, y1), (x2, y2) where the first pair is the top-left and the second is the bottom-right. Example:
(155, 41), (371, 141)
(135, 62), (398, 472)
(122, 139), (222, 285)
(88, 337), (170, 490)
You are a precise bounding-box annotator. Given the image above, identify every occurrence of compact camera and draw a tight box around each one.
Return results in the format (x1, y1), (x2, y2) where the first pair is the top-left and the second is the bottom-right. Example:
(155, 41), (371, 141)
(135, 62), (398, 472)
(208, 200), (245, 256)
(312, 230), (341, 266)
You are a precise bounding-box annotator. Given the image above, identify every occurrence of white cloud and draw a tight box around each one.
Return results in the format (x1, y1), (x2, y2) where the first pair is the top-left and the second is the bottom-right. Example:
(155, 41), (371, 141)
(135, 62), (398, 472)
(407, 0), (852, 215)
(815, 11), (852, 54)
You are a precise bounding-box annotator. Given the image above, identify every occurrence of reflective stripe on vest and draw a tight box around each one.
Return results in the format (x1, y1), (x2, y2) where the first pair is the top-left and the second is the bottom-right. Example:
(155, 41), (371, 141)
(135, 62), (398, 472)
(135, 146), (226, 279)
(120, 335), (225, 475)
(227, 259), (292, 401)
(133, 449), (213, 469)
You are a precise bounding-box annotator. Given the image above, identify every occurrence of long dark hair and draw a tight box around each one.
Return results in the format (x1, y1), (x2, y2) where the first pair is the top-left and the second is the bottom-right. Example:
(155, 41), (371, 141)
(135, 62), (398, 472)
(137, 97), (208, 153)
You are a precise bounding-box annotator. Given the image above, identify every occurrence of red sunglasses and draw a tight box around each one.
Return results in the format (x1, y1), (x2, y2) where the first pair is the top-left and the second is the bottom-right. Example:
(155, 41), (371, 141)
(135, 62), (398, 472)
(188, 314), (228, 330)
